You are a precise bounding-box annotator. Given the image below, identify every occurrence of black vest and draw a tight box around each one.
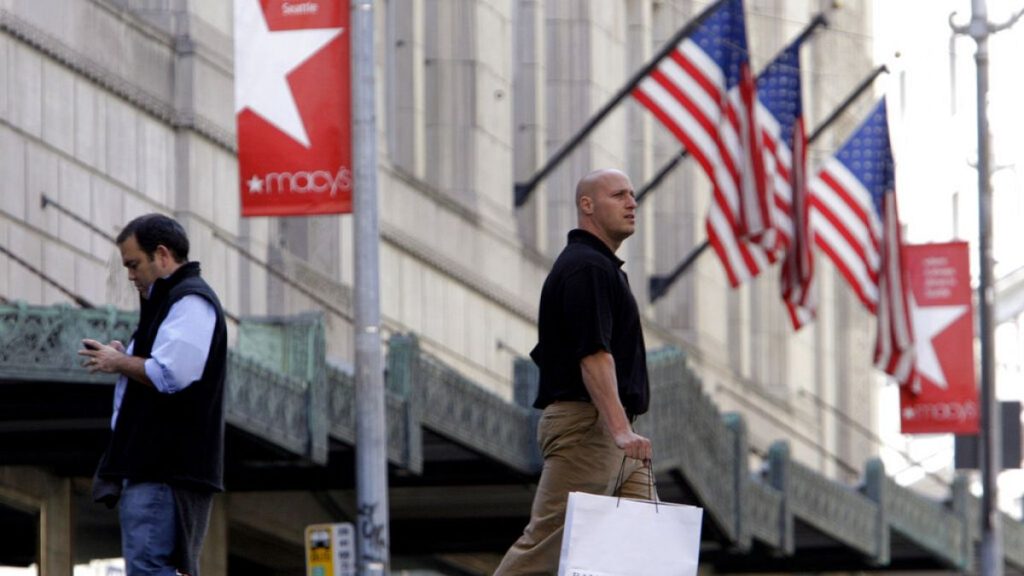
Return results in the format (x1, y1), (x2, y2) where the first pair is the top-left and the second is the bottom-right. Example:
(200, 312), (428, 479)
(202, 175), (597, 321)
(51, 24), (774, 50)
(97, 262), (228, 492)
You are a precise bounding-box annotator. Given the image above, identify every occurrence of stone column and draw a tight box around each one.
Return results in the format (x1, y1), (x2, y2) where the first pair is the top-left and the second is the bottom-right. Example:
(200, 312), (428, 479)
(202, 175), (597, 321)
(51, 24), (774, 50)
(0, 466), (73, 576)
(200, 494), (229, 576)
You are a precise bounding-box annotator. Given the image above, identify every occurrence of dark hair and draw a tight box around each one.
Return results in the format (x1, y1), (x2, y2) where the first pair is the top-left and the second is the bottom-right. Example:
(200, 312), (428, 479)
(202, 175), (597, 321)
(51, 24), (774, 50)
(116, 213), (190, 263)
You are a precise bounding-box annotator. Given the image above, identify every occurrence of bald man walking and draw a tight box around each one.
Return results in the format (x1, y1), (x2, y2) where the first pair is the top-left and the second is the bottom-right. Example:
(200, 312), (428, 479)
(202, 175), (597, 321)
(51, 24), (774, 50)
(495, 169), (654, 575)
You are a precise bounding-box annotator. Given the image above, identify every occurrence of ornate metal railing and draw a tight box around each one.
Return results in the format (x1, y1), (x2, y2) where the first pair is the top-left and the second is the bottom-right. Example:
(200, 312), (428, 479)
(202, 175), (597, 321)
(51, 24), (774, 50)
(646, 348), (740, 542)
(225, 351), (310, 457)
(789, 459), (878, 556)
(746, 479), (784, 548)
(870, 467), (966, 568)
(235, 314), (329, 463)
(327, 358), (419, 467)
(1003, 511), (1024, 569)
(0, 303), (135, 384)
(386, 334), (536, 474)
(7, 302), (1024, 570)
(326, 364), (356, 443)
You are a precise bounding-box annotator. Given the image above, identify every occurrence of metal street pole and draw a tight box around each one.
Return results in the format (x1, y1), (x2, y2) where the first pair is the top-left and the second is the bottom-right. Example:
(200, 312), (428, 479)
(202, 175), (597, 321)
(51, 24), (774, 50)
(352, 0), (390, 574)
(952, 2), (1024, 573)
(975, 4), (1001, 567)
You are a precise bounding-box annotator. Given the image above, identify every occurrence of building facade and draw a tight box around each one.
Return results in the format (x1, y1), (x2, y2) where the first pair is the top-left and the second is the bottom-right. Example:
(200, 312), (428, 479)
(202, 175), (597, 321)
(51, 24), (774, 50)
(0, 0), (917, 573)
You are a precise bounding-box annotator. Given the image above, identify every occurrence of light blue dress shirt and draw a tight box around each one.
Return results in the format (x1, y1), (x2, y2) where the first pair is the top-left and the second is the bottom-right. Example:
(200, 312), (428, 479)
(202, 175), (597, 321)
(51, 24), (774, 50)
(111, 294), (217, 429)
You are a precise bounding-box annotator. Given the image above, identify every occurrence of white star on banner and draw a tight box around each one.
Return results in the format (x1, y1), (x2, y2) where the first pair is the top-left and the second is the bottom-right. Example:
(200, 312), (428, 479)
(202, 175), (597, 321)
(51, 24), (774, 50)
(909, 292), (968, 390)
(247, 175), (263, 193)
(234, 0), (343, 148)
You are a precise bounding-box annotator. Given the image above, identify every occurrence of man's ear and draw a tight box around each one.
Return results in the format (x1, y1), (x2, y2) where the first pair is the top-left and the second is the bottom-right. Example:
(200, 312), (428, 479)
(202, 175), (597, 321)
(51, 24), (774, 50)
(154, 244), (173, 265)
(579, 195), (593, 215)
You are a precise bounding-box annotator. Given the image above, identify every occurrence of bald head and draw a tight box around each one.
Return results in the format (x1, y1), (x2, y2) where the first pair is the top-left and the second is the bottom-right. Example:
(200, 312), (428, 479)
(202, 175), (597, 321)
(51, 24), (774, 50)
(575, 168), (630, 211)
(574, 168), (637, 251)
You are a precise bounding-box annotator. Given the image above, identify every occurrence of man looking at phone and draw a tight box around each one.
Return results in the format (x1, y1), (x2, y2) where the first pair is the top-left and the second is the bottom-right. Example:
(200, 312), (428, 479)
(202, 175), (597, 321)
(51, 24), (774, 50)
(80, 213), (227, 576)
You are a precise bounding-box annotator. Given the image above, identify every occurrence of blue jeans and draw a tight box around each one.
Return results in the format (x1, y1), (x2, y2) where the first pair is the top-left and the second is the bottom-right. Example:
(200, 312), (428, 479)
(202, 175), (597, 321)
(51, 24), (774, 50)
(119, 481), (179, 576)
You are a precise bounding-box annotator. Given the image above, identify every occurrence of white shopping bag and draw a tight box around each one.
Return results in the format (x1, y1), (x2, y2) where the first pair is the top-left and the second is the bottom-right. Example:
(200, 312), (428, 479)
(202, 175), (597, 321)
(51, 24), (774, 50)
(558, 491), (703, 576)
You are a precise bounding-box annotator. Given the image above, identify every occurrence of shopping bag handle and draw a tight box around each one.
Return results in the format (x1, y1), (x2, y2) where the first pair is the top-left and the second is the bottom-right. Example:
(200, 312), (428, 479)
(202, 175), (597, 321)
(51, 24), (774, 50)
(614, 455), (659, 513)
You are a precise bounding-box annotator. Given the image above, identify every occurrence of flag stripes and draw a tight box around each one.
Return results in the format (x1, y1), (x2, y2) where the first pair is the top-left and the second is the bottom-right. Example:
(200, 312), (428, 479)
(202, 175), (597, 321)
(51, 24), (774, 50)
(754, 39), (814, 328)
(632, 0), (771, 287)
(810, 162), (882, 310)
(808, 99), (914, 384)
(779, 119), (815, 328)
(633, 3), (909, 374)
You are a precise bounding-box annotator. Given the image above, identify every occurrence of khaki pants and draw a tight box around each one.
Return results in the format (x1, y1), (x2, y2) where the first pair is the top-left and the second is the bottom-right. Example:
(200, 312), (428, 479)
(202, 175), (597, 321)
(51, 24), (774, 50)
(494, 401), (654, 575)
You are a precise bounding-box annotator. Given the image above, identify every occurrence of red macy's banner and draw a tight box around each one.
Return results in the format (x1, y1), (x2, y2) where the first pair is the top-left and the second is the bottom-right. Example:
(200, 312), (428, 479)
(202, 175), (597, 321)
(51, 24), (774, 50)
(234, 0), (351, 216)
(899, 242), (979, 434)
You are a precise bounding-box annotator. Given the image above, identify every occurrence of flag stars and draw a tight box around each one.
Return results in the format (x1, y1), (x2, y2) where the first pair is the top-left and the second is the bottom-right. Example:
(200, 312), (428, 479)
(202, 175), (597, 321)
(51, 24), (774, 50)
(758, 45), (803, 145)
(691, 0), (748, 89)
(837, 102), (896, 216)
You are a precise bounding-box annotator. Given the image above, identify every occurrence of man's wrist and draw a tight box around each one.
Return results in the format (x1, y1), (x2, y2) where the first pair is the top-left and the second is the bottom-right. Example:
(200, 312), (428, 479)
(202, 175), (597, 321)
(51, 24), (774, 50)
(605, 410), (632, 436)
(108, 352), (123, 373)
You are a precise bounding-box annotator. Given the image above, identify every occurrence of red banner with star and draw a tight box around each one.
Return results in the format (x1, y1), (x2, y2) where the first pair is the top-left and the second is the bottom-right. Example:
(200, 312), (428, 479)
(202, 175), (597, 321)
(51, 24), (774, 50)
(899, 242), (979, 434)
(235, 0), (351, 216)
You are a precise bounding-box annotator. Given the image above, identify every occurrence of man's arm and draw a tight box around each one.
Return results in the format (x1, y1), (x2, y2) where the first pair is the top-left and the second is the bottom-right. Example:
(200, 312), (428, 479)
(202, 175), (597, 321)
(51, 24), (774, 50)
(78, 295), (215, 392)
(144, 295), (216, 393)
(580, 350), (652, 462)
(79, 339), (155, 388)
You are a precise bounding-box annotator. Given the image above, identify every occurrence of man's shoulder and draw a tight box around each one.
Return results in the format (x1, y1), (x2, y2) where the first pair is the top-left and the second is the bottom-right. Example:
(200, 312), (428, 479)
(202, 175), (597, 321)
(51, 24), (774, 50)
(169, 274), (220, 302)
(554, 243), (617, 275)
(548, 246), (618, 290)
(556, 240), (614, 266)
(166, 276), (225, 328)
(171, 293), (216, 312)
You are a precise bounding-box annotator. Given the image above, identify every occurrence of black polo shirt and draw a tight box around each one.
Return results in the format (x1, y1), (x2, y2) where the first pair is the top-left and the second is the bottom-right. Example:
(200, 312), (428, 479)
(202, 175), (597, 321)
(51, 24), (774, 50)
(530, 229), (649, 416)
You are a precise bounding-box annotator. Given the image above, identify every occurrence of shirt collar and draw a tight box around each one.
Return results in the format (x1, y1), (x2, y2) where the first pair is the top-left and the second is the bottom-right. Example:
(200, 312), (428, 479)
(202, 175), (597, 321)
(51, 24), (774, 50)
(145, 262), (200, 299)
(568, 229), (624, 268)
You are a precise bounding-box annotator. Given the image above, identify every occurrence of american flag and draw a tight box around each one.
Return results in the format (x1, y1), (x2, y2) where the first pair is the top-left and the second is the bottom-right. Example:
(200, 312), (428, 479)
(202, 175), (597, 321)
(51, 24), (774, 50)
(632, 0), (771, 287)
(809, 99), (914, 383)
(757, 41), (815, 329)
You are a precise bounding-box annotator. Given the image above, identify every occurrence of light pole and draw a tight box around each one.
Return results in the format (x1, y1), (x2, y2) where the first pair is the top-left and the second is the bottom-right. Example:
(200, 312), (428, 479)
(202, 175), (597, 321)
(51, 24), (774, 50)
(950, 2), (1024, 574)
(352, 0), (390, 573)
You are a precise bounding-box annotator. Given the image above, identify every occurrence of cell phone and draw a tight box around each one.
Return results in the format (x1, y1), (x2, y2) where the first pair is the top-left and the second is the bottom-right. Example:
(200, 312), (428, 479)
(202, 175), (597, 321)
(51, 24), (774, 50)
(83, 340), (100, 350)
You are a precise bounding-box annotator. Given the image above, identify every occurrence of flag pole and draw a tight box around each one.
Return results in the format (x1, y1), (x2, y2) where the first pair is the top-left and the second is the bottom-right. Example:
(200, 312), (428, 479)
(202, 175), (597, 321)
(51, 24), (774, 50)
(352, 0), (390, 574)
(806, 64), (888, 142)
(648, 63), (888, 303)
(636, 12), (828, 206)
(513, 0), (728, 207)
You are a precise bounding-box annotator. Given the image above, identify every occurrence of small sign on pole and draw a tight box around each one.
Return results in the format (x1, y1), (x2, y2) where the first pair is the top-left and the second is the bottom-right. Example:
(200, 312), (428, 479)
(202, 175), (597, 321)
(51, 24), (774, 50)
(305, 523), (356, 576)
